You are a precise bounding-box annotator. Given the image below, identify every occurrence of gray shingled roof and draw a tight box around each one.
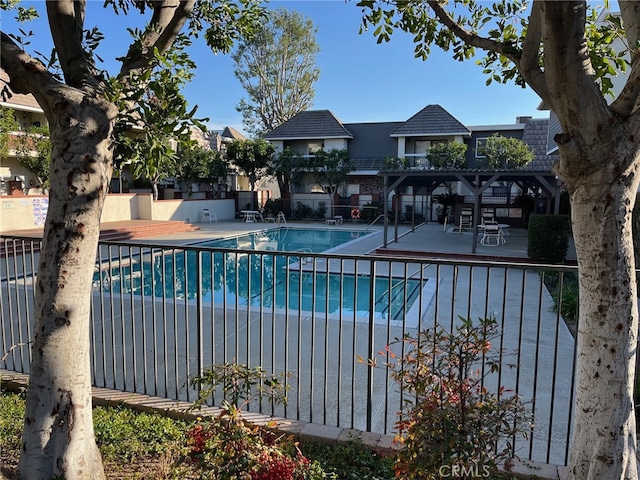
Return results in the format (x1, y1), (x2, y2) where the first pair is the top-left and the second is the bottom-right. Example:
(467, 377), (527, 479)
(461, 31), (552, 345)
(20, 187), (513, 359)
(390, 104), (471, 137)
(264, 110), (353, 140)
(520, 118), (558, 171)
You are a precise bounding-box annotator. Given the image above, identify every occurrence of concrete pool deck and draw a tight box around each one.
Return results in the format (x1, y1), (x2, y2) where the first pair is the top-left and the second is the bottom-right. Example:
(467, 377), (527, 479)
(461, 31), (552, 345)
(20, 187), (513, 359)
(127, 219), (577, 263)
(2, 217), (578, 262)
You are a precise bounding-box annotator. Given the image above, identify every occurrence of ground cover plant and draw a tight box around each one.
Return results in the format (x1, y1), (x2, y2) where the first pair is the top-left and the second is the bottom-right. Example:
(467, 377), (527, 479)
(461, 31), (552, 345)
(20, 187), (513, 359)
(0, 390), (187, 479)
(1, 350), (530, 479)
(0, 389), (395, 479)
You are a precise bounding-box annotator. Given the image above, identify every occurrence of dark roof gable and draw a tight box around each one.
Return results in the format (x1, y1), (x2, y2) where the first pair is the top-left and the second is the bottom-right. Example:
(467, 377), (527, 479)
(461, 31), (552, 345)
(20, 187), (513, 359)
(264, 110), (353, 140)
(520, 118), (558, 171)
(391, 104), (470, 137)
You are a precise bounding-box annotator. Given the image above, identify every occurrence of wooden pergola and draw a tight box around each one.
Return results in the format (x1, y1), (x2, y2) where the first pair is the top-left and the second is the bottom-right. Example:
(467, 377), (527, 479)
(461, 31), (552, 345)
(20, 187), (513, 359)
(378, 169), (562, 253)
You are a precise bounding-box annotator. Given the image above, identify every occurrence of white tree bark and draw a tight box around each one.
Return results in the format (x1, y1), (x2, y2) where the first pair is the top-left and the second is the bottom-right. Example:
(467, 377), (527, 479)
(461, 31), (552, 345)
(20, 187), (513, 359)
(15, 89), (117, 480)
(537, 4), (640, 477)
(568, 159), (640, 479)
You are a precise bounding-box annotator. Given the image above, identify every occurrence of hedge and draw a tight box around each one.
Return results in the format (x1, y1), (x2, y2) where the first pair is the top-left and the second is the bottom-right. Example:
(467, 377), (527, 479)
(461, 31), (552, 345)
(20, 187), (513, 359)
(527, 214), (571, 263)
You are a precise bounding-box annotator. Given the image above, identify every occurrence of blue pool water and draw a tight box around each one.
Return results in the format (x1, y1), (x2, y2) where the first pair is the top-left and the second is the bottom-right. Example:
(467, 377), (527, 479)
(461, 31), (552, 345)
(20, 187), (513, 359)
(94, 228), (426, 321)
(196, 227), (370, 253)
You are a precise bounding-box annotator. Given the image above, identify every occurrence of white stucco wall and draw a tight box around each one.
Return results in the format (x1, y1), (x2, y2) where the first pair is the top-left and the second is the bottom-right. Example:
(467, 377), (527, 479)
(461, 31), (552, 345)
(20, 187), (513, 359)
(324, 139), (348, 151)
(0, 194), (237, 231)
(149, 198), (236, 223)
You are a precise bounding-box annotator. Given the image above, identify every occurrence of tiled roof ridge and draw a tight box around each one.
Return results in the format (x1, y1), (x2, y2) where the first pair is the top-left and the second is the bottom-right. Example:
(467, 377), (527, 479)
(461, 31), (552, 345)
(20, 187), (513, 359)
(264, 109), (354, 140)
(390, 104), (471, 136)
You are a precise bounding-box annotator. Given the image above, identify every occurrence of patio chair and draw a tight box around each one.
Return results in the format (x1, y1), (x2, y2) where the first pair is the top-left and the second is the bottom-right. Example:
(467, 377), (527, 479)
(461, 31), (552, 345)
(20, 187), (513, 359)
(202, 208), (216, 223)
(481, 210), (497, 226)
(480, 223), (505, 246)
(456, 208), (473, 233)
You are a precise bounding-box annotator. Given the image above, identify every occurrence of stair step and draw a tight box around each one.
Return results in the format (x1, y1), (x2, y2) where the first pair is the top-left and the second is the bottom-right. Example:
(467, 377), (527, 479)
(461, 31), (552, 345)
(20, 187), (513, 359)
(1, 221), (200, 256)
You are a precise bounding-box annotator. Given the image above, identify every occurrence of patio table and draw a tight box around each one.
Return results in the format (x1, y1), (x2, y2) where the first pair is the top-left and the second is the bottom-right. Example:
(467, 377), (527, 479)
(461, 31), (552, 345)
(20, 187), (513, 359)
(241, 210), (262, 222)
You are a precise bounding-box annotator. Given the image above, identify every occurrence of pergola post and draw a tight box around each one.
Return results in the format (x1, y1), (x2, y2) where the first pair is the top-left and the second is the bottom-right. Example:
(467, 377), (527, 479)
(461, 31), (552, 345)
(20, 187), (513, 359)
(378, 169), (562, 253)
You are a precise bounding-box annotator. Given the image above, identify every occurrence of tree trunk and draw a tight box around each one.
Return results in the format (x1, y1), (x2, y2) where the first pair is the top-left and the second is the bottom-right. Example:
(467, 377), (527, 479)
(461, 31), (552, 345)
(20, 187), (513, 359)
(567, 147), (639, 480)
(152, 181), (159, 201)
(276, 173), (290, 200)
(17, 93), (117, 480)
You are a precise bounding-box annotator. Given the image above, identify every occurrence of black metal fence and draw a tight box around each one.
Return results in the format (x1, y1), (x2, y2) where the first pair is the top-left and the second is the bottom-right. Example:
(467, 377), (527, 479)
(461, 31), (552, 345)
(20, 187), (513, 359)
(1, 235), (578, 465)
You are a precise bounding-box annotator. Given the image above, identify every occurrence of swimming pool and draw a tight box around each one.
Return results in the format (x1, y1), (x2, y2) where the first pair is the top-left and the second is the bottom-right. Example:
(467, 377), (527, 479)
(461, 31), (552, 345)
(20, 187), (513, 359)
(94, 247), (427, 323)
(196, 227), (372, 253)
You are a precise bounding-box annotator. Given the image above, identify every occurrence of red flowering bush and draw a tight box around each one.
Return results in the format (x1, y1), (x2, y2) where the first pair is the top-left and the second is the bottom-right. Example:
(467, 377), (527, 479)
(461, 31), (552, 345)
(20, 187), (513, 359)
(253, 450), (314, 480)
(373, 317), (531, 480)
(183, 363), (330, 479)
(183, 404), (327, 479)
(186, 424), (213, 454)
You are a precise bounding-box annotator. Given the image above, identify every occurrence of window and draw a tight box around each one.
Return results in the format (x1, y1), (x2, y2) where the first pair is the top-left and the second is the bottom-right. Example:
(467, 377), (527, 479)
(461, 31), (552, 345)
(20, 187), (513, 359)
(347, 184), (360, 196)
(475, 138), (488, 158)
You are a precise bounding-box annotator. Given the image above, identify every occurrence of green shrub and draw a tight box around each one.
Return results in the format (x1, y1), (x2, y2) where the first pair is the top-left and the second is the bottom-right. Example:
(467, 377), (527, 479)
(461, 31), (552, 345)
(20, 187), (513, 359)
(294, 202), (315, 219)
(554, 274), (579, 321)
(528, 214), (570, 263)
(183, 405), (330, 480)
(360, 201), (383, 223)
(542, 270), (579, 337)
(263, 198), (286, 216)
(402, 205), (424, 223)
(317, 201), (327, 219)
(0, 390), (380, 479)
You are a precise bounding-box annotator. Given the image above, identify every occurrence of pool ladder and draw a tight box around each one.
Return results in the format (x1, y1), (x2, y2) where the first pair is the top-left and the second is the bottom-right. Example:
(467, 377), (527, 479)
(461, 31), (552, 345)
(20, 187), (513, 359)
(373, 265), (429, 320)
(367, 214), (386, 228)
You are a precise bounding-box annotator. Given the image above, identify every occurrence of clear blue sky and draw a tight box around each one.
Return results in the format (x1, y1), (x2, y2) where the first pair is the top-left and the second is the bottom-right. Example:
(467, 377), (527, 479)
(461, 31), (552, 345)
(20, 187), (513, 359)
(3, 1), (546, 135)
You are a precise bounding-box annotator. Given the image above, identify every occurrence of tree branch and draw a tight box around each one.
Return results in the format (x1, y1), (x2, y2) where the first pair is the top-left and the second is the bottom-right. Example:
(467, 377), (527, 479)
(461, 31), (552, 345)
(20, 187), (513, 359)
(539, 1), (609, 126)
(426, 1), (506, 55)
(518, 1), (550, 104)
(119, 0), (195, 78)
(426, 0), (549, 102)
(0, 32), (63, 114)
(610, 2), (640, 117)
(610, 56), (640, 117)
(620, 1), (640, 59)
(45, 0), (98, 91)
(146, 0), (194, 56)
